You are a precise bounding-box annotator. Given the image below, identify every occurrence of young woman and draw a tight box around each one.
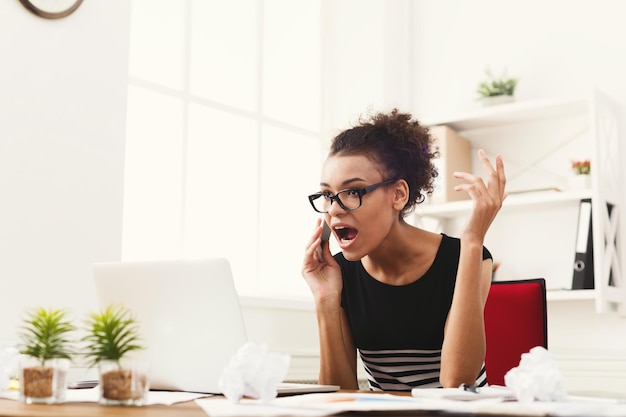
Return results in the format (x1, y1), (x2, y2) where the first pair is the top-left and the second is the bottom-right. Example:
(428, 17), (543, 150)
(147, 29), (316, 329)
(302, 109), (506, 391)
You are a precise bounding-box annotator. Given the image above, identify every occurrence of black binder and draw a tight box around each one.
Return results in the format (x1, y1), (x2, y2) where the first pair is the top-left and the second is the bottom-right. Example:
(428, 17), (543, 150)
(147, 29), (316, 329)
(572, 199), (594, 289)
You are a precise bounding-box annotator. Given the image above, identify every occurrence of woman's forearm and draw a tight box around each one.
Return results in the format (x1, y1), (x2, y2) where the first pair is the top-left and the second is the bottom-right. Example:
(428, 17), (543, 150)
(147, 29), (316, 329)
(440, 241), (490, 387)
(316, 301), (358, 389)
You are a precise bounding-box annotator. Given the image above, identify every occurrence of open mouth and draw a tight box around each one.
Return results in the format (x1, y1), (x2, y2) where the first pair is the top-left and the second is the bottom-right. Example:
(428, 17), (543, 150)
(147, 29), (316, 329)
(334, 226), (358, 243)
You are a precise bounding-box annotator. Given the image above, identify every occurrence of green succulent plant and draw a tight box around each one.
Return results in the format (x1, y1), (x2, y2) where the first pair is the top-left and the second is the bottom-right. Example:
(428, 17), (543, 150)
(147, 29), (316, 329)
(82, 304), (144, 368)
(19, 307), (76, 367)
(477, 68), (518, 97)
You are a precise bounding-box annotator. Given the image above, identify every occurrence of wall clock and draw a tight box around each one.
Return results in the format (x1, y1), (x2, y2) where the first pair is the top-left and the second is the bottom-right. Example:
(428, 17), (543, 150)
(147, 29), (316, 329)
(19, 0), (83, 19)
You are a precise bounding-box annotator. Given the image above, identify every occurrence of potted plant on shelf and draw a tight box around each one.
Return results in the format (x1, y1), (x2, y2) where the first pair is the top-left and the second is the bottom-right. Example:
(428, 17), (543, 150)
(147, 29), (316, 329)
(18, 307), (75, 404)
(476, 68), (519, 106)
(82, 304), (148, 406)
(570, 159), (591, 189)
(572, 159), (591, 175)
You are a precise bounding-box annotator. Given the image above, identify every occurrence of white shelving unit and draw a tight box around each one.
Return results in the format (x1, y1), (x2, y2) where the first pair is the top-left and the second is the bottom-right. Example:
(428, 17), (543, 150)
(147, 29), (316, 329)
(415, 90), (626, 314)
(418, 189), (593, 218)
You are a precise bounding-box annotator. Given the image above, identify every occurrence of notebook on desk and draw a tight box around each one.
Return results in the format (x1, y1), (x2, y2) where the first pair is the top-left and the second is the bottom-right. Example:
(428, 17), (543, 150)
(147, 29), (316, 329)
(92, 258), (339, 396)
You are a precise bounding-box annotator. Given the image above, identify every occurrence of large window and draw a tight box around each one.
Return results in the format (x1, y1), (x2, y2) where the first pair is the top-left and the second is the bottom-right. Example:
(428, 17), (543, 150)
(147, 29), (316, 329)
(123, 0), (323, 297)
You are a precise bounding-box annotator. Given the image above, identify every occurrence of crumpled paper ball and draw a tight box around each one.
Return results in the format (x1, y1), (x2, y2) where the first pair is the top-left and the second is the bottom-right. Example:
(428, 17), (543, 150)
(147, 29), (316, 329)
(0, 346), (19, 391)
(219, 342), (290, 403)
(504, 346), (568, 402)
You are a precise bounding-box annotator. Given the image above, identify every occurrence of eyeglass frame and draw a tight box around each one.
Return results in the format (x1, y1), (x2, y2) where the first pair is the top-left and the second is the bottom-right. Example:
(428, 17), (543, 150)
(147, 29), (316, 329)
(308, 178), (399, 214)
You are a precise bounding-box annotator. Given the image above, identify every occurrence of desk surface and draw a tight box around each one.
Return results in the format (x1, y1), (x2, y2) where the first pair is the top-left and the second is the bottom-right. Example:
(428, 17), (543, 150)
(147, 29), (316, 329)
(3, 392), (622, 417)
(0, 392), (443, 417)
(0, 390), (626, 417)
(0, 398), (205, 417)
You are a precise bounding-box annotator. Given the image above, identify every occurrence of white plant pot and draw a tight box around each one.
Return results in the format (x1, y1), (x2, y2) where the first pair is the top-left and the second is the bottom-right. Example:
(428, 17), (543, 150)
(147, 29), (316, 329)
(569, 174), (591, 190)
(480, 95), (515, 107)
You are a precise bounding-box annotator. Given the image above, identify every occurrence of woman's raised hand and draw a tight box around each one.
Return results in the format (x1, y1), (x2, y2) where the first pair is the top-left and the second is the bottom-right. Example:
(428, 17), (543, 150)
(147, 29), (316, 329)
(453, 149), (507, 242)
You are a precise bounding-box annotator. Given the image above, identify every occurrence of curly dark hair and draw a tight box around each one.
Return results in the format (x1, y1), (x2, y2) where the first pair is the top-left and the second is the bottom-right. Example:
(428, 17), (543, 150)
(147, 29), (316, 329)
(329, 108), (438, 217)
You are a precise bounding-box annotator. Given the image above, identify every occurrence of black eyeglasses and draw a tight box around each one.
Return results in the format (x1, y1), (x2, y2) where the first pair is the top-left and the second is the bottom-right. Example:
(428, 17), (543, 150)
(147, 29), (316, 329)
(308, 178), (398, 213)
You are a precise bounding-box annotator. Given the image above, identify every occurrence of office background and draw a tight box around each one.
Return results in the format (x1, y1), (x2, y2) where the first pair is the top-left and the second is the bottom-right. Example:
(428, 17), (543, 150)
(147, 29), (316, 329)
(2, 0), (626, 391)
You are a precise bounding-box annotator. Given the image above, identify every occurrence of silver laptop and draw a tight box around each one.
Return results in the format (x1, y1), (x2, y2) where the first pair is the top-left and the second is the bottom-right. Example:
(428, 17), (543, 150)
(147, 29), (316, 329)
(92, 258), (339, 395)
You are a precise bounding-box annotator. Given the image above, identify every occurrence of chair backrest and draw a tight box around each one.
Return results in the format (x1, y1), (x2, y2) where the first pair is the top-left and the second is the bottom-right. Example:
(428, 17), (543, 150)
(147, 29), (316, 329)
(483, 278), (548, 386)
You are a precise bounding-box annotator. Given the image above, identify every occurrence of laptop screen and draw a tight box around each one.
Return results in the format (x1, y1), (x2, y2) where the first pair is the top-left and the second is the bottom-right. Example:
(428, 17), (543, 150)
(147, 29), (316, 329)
(92, 258), (248, 394)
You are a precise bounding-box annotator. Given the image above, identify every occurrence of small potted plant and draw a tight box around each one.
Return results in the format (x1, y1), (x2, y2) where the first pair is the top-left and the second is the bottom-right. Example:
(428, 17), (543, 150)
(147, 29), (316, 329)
(476, 68), (519, 106)
(82, 304), (148, 406)
(571, 159), (591, 175)
(17, 307), (75, 404)
(570, 159), (591, 189)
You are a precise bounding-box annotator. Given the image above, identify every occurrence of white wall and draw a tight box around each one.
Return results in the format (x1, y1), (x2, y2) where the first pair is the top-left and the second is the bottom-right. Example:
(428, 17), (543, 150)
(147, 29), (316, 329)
(0, 1), (130, 344)
(411, 0), (626, 119)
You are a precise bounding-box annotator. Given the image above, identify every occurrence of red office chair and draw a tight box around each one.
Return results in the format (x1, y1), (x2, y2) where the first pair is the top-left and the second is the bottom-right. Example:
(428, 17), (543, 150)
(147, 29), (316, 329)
(483, 278), (548, 386)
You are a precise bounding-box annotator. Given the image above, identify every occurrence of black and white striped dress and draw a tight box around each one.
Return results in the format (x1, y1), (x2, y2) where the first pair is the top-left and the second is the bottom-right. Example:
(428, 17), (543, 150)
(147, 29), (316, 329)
(337, 234), (490, 391)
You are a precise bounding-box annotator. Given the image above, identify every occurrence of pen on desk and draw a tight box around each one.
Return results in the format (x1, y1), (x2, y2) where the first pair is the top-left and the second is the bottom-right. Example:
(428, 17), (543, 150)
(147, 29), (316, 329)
(325, 394), (417, 403)
(327, 397), (357, 402)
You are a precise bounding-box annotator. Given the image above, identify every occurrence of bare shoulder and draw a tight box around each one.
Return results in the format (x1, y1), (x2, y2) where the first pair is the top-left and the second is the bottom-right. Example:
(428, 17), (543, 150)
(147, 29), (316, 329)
(408, 225), (443, 248)
(404, 225), (443, 264)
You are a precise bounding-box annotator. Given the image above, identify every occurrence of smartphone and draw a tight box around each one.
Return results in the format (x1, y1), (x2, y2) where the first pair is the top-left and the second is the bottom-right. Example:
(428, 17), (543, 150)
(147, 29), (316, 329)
(316, 220), (331, 262)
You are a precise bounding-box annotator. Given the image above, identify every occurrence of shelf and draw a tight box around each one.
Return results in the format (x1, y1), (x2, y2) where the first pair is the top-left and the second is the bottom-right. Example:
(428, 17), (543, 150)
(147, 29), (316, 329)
(423, 96), (588, 132)
(547, 289), (595, 301)
(416, 90), (624, 315)
(416, 188), (592, 219)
